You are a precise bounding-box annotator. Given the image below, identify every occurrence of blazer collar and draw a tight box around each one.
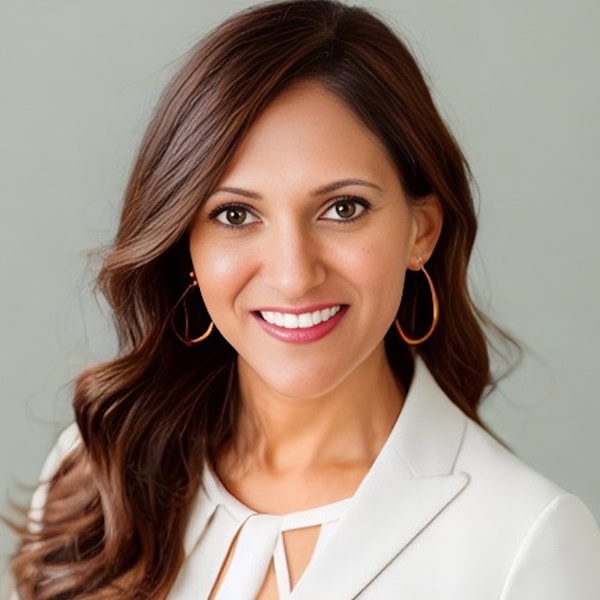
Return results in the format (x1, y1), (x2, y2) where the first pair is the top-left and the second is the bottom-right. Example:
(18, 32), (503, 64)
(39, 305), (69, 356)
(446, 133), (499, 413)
(292, 356), (470, 599)
(182, 357), (470, 594)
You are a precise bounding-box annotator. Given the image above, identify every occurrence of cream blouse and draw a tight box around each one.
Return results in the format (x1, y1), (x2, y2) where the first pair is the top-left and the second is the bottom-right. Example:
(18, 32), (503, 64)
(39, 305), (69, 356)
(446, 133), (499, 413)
(169, 466), (353, 598)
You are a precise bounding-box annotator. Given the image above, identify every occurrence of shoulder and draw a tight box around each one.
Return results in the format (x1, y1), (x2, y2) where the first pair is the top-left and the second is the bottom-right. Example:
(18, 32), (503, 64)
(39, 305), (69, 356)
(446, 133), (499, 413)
(30, 423), (82, 522)
(37, 422), (81, 482)
(458, 417), (591, 518)
(456, 419), (600, 598)
(499, 492), (600, 599)
(4, 424), (83, 599)
(459, 418), (564, 504)
(457, 415), (597, 528)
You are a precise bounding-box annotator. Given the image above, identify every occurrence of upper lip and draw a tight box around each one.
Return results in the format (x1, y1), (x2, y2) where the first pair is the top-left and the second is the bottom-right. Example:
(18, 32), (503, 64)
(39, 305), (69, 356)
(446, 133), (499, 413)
(254, 303), (347, 314)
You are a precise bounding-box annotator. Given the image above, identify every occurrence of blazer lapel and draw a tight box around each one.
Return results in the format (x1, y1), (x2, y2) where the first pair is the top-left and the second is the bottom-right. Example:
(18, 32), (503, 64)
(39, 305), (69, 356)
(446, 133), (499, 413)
(292, 357), (470, 599)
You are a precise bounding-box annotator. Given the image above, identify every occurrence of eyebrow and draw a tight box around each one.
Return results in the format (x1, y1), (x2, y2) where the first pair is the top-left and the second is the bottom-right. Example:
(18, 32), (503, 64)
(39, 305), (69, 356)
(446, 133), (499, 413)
(212, 178), (383, 199)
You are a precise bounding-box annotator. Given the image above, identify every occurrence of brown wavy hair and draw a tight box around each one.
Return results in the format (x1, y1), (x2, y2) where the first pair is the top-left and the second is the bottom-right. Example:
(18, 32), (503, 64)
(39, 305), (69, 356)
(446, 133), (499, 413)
(8, 1), (515, 597)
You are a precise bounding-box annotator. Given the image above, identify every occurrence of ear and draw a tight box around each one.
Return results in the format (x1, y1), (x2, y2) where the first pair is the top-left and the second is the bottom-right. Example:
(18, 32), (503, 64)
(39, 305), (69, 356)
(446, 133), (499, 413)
(407, 195), (443, 270)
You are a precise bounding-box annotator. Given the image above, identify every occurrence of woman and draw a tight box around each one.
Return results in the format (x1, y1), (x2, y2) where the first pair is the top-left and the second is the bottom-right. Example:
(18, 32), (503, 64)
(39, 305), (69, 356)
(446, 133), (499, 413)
(7, 0), (600, 598)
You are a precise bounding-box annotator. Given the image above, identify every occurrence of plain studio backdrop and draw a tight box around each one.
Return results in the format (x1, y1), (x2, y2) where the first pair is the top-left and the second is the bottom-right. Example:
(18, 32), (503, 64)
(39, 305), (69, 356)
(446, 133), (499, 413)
(1, 0), (599, 573)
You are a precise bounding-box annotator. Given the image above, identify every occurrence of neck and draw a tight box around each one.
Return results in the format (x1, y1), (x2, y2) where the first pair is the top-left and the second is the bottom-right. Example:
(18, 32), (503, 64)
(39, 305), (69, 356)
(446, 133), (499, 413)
(221, 345), (406, 478)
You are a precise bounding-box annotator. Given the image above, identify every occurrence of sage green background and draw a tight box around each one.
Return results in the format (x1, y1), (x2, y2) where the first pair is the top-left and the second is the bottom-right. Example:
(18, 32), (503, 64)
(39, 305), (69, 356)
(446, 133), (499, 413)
(1, 0), (599, 570)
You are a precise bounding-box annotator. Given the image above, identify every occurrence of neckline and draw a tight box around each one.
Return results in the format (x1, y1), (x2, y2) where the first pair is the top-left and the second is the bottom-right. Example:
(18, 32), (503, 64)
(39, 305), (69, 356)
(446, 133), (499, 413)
(203, 464), (354, 526)
(201, 355), (420, 524)
(184, 356), (467, 557)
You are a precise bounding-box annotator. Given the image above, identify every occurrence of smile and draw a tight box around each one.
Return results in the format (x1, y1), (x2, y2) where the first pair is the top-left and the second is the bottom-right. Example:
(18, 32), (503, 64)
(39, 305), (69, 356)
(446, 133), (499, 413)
(253, 304), (348, 344)
(259, 305), (341, 329)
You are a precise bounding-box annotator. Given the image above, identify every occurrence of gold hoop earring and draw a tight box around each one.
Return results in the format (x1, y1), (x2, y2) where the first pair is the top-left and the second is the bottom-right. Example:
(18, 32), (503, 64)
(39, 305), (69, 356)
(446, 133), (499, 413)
(171, 271), (214, 346)
(395, 258), (439, 346)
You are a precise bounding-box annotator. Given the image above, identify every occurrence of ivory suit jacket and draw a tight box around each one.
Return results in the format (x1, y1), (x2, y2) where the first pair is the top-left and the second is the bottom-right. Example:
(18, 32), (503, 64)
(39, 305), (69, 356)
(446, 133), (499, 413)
(287, 359), (600, 598)
(8, 358), (600, 599)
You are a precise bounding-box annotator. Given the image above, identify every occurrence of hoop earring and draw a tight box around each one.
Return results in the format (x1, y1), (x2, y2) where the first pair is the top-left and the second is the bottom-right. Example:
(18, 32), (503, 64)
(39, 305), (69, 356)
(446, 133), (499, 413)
(171, 271), (214, 346)
(395, 258), (439, 346)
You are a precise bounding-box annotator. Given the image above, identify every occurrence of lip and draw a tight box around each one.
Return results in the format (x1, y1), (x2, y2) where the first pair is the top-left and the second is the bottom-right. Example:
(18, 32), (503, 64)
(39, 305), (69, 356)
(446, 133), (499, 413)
(252, 305), (348, 344)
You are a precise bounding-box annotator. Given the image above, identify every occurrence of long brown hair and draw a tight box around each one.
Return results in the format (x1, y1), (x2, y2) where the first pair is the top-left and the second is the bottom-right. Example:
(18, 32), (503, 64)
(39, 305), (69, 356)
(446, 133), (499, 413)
(9, 1), (515, 597)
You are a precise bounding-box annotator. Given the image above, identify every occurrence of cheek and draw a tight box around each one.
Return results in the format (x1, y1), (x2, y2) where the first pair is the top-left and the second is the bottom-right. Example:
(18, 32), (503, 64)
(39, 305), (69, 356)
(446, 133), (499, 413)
(195, 246), (239, 280)
(189, 237), (251, 312)
(336, 228), (411, 299)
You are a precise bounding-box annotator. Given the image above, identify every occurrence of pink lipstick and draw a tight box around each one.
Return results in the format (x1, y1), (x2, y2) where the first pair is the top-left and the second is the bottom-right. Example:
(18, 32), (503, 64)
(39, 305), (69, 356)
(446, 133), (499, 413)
(252, 305), (348, 343)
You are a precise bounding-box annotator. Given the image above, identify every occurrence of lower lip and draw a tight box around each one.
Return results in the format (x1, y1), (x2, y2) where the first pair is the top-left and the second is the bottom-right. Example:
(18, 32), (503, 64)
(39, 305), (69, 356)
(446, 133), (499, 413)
(252, 307), (348, 344)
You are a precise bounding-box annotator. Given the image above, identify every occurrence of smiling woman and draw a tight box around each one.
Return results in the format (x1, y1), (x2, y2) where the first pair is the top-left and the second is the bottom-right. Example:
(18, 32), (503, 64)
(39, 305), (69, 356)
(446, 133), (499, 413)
(5, 1), (600, 599)
(189, 80), (441, 398)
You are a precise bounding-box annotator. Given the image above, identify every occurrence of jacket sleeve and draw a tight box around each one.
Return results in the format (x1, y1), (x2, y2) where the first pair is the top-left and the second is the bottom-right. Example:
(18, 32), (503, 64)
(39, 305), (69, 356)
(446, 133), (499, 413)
(1, 424), (81, 600)
(500, 493), (600, 599)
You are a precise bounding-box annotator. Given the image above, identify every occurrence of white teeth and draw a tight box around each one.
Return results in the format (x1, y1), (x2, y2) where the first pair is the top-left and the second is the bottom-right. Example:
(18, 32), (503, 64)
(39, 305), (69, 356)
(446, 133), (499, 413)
(283, 313), (299, 329)
(298, 313), (313, 328)
(260, 305), (342, 329)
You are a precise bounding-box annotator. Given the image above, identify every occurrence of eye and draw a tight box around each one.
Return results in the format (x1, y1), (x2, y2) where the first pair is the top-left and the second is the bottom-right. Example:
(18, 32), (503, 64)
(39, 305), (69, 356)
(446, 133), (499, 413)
(210, 204), (259, 227)
(321, 196), (371, 222)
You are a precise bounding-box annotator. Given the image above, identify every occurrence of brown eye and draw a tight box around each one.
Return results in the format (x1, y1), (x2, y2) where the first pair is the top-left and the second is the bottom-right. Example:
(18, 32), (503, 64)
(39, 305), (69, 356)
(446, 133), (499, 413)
(211, 204), (259, 227)
(225, 207), (247, 225)
(321, 196), (370, 222)
(334, 200), (357, 219)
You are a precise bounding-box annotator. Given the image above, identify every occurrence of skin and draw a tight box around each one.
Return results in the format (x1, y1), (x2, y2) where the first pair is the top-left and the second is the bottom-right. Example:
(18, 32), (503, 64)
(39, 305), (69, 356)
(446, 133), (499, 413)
(190, 82), (442, 496)
(190, 80), (443, 597)
(189, 80), (442, 514)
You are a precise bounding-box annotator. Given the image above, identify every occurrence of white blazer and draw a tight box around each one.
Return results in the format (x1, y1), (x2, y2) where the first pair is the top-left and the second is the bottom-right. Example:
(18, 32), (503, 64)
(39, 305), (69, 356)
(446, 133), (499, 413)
(7, 358), (600, 599)
(286, 359), (600, 598)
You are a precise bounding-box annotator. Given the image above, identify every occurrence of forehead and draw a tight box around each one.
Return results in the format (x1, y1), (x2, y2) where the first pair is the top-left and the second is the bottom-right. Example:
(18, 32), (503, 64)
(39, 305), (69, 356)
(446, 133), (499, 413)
(216, 80), (399, 191)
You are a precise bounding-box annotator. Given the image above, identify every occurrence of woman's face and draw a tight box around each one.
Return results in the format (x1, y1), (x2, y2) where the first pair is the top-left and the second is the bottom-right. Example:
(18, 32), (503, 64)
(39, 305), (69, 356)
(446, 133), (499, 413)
(189, 81), (441, 400)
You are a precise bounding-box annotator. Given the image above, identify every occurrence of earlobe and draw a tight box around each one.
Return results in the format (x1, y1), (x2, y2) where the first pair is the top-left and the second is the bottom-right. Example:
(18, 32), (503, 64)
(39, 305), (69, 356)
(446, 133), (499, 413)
(408, 194), (443, 270)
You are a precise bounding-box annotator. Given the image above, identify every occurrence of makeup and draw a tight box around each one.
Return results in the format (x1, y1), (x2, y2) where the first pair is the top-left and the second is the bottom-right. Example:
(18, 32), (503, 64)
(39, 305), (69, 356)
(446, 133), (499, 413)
(252, 305), (348, 343)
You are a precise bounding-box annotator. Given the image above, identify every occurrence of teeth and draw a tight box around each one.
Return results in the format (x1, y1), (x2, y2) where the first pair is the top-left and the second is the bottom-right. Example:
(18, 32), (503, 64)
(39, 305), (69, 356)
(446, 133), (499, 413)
(283, 313), (298, 328)
(260, 305), (341, 329)
(298, 313), (312, 328)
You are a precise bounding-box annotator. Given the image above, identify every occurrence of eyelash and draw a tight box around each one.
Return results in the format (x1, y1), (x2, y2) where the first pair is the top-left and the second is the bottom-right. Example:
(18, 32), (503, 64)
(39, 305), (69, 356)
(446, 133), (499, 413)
(208, 202), (258, 230)
(208, 195), (372, 229)
(321, 196), (372, 223)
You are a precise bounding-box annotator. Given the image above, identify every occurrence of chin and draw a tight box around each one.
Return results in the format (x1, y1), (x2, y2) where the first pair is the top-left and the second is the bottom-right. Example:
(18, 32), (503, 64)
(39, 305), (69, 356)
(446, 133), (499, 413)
(242, 360), (353, 403)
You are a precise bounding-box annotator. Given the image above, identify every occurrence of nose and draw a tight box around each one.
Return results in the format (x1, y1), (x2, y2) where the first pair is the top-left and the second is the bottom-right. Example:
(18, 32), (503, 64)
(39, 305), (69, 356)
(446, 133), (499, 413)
(261, 221), (327, 300)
